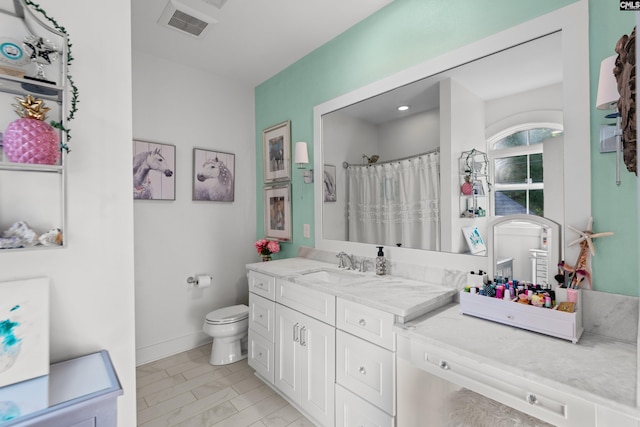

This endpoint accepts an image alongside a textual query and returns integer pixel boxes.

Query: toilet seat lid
[205,304,248,325]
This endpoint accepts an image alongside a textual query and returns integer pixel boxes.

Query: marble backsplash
[297,246,639,343]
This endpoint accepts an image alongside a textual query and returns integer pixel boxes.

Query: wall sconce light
[294,141,313,183]
[596,54,622,186]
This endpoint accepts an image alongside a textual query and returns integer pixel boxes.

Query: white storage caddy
[459,288,583,343]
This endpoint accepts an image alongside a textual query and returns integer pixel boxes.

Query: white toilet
[203,304,249,366]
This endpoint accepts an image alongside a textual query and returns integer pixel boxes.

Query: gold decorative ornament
[13,94,50,120]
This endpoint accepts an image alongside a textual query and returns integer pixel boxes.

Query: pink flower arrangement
[255,239,280,256]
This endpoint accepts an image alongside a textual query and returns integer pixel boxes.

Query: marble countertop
[247,258,457,322]
[395,304,639,415]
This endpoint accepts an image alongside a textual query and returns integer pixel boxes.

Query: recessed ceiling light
[397,105,409,111]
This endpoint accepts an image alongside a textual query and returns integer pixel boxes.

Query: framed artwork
[133,140,176,200]
[472,180,485,196]
[462,225,487,255]
[264,184,291,241]
[323,164,337,202]
[0,277,49,388]
[193,148,235,202]
[263,120,291,183]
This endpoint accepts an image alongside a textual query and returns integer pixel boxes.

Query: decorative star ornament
[22,35,59,82]
[566,217,614,256]
[23,35,58,65]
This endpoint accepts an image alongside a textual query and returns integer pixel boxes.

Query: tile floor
[136,345,314,427]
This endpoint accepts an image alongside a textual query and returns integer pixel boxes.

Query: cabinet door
[274,304,302,403]
[300,313,335,427]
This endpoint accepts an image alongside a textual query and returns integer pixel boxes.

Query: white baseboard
[136,332,212,366]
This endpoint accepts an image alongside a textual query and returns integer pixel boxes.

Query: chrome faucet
[358,258,372,273]
[337,252,355,270]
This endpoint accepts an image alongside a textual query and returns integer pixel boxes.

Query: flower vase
[261,254,272,262]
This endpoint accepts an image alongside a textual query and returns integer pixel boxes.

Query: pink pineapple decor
[461,175,474,195]
[3,94,60,165]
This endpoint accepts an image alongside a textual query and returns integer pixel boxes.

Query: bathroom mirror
[313,1,590,270]
[321,33,562,254]
[487,214,560,286]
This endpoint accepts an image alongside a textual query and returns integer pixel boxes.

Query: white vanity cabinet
[335,298,396,426]
[247,271,336,426]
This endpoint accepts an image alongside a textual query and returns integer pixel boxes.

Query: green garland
[24,0,78,153]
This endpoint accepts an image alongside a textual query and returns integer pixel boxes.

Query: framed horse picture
[264,184,291,241]
[132,140,176,200]
[262,120,291,183]
[192,148,235,202]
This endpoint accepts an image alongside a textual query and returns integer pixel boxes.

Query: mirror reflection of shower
[363,154,379,164]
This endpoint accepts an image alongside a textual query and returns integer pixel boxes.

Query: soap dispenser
[375,246,387,276]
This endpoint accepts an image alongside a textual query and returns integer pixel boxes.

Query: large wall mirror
[313,1,590,272]
[321,32,562,254]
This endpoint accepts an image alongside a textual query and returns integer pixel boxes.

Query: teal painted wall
[588,2,638,296]
[255,0,639,296]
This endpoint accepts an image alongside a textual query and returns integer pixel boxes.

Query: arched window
[488,124,562,217]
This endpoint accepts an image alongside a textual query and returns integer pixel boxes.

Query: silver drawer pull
[507,315,514,320]
[293,323,299,342]
[439,360,450,370]
[300,326,307,346]
[358,318,366,327]
[258,352,262,357]
[358,366,366,375]
[526,393,538,405]
[259,314,263,318]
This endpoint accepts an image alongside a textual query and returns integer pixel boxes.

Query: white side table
[1,350,122,426]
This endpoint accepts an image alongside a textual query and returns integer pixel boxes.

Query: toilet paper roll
[196,275,212,288]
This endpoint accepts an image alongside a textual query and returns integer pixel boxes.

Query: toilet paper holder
[186,275,211,287]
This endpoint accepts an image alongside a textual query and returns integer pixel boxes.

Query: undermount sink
[297,268,365,284]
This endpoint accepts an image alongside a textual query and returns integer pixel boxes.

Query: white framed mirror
[313,1,589,271]
[487,214,561,286]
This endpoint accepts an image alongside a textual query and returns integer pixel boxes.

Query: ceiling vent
[201,0,228,9]
[158,0,219,38]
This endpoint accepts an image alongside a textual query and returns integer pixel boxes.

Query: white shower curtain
[347,152,440,250]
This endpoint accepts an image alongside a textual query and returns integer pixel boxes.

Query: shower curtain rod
[342,147,440,168]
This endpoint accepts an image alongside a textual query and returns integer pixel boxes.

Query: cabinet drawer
[248,270,276,300]
[249,293,275,342]
[596,405,640,427]
[248,330,274,384]
[276,279,335,326]
[335,384,394,427]
[410,340,596,427]
[337,298,395,350]
[336,330,395,415]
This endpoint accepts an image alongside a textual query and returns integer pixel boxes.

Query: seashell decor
[0,221,62,249]
[38,228,63,246]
